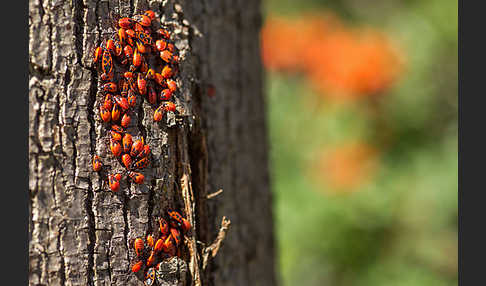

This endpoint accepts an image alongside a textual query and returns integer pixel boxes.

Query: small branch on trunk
[206,189,223,199]
[201,216,231,271]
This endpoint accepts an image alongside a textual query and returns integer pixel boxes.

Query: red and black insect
[132,14,152,27]
[147,84,157,104]
[154,238,164,253]
[137,73,147,95]
[134,237,145,257]
[159,89,172,101]
[131,157,149,170]
[130,139,144,157]
[108,174,120,192]
[92,155,102,172]
[131,260,143,273]
[110,139,122,157]
[122,154,132,169]
[127,90,137,107]
[122,133,133,153]
[168,210,185,229]
[100,106,111,122]
[118,17,134,29]
[102,82,117,93]
[121,113,131,128]
[144,267,156,286]
[101,49,114,81]
[136,144,151,159]
[111,104,121,121]
[136,30,154,46]
[110,130,123,141]
[170,228,181,246]
[128,171,144,184]
[146,234,154,248]
[144,10,155,20]
[114,94,129,110]
[159,218,169,236]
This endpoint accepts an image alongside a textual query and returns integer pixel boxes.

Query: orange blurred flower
[310,142,379,194]
[261,14,404,99]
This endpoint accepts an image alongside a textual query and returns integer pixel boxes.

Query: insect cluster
[130,210,192,285]
[91,9,181,190]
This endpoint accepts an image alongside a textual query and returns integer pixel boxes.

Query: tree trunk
[29,0,276,285]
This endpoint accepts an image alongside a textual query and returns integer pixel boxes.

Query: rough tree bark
[29,0,276,285]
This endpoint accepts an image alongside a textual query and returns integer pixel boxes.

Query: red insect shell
[167,43,175,53]
[124,45,133,60]
[122,133,133,153]
[106,39,115,54]
[168,211,184,228]
[128,171,144,184]
[101,50,113,77]
[122,154,132,169]
[110,130,122,141]
[114,95,129,110]
[133,49,142,67]
[93,46,102,64]
[136,41,146,54]
[133,14,151,27]
[146,69,155,80]
[144,10,155,20]
[92,155,102,172]
[170,228,181,246]
[121,113,131,128]
[130,140,143,157]
[118,28,127,44]
[166,79,177,92]
[146,251,156,267]
[126,28,135,39]
[113,39,123,57]
[160,50,173,63]
[111,104,121,122]
[148,85,157,104]
[103,94,113,110]
[134,22,144,32]
[132,157,149,169]
[157,28,171,39]
[155,39,167,52]
[163,102,176,112]
[108,174,120,192]
[140,59,148,73]
[127,90,137,107]
[137,144,151,159]
[161,65,173,79]
[159,89,172,101]
[146,234,154,248]
[110,139,122,157]
[137,73,147,95]
[131,260,143,273]
[163,235,176,256]
[112,124,124,133]
[153,105,164,122]
[114,173,122,181]
[119,17,133,29]
[102,82,117,93]
[99,106,111,122]
[181,218,192,233]
[154,238,164,253]
[154,73,165,86]
[134,238,145,257]
[159,218,169,235]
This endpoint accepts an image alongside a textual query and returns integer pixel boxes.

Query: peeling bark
[29,0,275,285]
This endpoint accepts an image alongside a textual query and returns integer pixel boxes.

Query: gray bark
[29,0,276,285]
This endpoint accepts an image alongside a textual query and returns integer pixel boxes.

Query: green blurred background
[261,0,457,285]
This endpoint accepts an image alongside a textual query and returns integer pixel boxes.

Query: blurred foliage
[262,0,457,286]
